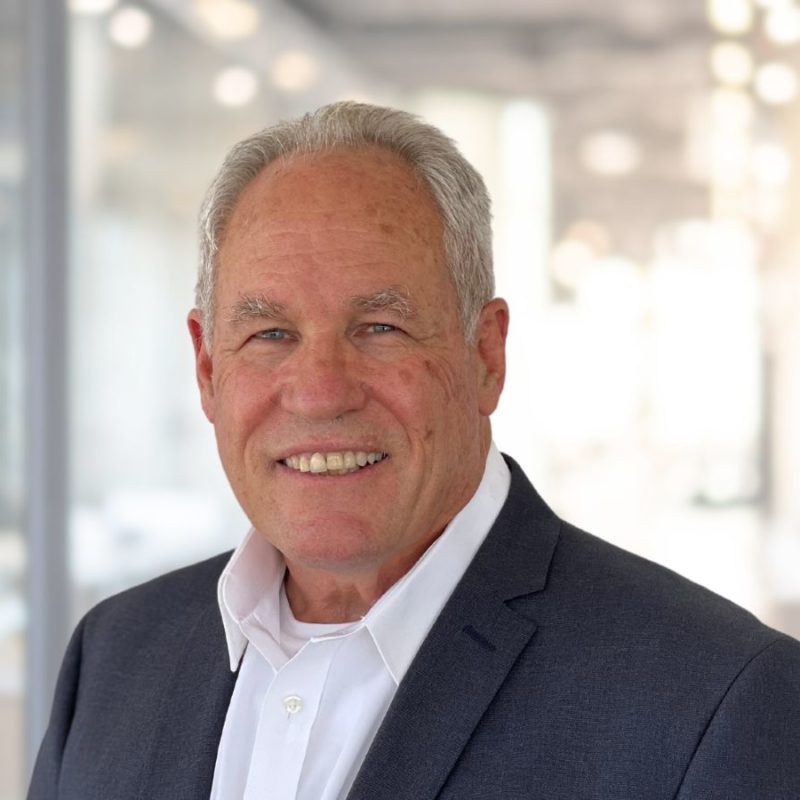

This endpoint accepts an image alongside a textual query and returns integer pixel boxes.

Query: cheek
[422,358,460,402]
[372,357,475,435]
[213,366,277,443]
[422,354,478,414]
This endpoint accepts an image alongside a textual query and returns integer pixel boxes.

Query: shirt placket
[243,638,339,800]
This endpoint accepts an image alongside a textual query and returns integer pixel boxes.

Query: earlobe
[187,309,216,423]
[476,298,509,416]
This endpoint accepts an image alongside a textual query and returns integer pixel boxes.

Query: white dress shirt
[210,444,510,800]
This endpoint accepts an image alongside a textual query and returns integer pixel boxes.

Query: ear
[187,308,216,423]
[475,298,509,416]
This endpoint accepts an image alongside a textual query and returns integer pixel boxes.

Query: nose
[280,336,368,422]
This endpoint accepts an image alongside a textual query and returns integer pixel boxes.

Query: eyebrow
[225,285,418,327]
[226,294,288,326]
[350,286,417,319]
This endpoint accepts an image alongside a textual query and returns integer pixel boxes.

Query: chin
[274,517,388,573]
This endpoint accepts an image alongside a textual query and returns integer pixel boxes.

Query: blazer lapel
[347,458,560,800]
[137,600,238,800]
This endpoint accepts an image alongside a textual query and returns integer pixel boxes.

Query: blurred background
[3,0,800,795]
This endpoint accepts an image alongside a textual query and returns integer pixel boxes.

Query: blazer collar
[347,456,560,800]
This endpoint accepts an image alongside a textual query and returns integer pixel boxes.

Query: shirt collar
[217,444,510,676]
[217,529,285,670]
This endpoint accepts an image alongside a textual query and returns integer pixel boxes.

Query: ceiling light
[755,61,799,104]
[580,130,641,176]
[751,142,792,186]
[270,50,319,93]
[213,67,259,108]
[764,4,800,44]
[707,0,755,35]
[711,88,755,127]
[109,6,152,48]
[710,41,754,86]
[69,0,118,13]
[711,135,750,188]
[195,0,260,40]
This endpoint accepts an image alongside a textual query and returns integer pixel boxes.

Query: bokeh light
[710,41,754,86]
[194,0,261,40]
[580,130,641,176]
[764,3,800,43]
[755,61,799,104]
[108,6,153,49]
[707,0,755,34]
[69,0,118,13]
[270,50,320,93]
[212,67,259,107]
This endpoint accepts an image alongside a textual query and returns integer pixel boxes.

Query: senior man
[30,102,800,799]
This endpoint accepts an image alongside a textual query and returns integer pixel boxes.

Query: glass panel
[0,0,26,795]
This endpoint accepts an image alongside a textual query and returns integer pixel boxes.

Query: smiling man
[30,103,800,800]
[189,144,506,624]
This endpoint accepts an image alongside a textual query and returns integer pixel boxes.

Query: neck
[283,542,433,623]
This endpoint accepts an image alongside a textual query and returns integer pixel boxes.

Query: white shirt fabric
[210,444,511,800]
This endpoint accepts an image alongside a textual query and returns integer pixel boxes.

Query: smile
[281,450,388,475]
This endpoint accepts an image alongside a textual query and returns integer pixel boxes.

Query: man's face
[189,147,507,581]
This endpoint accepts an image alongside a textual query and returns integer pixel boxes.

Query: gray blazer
[29,458,800,799]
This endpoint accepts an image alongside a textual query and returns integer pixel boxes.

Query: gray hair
[196,101,493,344]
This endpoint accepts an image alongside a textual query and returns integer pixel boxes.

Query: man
[30,102,800,799]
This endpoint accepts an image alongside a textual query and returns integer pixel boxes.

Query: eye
[253,329,288,340]
[367,323,397,334]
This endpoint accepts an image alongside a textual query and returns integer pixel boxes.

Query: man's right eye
[253,329,287,340]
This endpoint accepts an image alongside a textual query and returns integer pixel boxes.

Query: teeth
[282,450,387,475]
[326,452,344,471]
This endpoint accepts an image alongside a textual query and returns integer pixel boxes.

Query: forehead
[222,147,443,254]
[215,146,452,304]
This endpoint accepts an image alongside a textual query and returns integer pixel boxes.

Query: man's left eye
[368,323,396,334]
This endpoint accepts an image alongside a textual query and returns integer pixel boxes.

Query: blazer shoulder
[547,520,785,659]
[82,550,232,640]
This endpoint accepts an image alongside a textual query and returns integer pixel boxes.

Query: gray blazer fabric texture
[29,457,800,799]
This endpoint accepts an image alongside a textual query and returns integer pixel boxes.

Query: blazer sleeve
[675,635,800,800]
[27,617,86,800]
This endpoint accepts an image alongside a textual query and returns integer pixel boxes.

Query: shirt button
[283,694,304,715]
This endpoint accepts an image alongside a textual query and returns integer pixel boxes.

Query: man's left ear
[474,298,509,416]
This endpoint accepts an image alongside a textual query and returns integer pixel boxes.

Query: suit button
[283,694,304,715]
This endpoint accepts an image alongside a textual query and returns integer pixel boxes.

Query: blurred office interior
[2,0,800,795]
